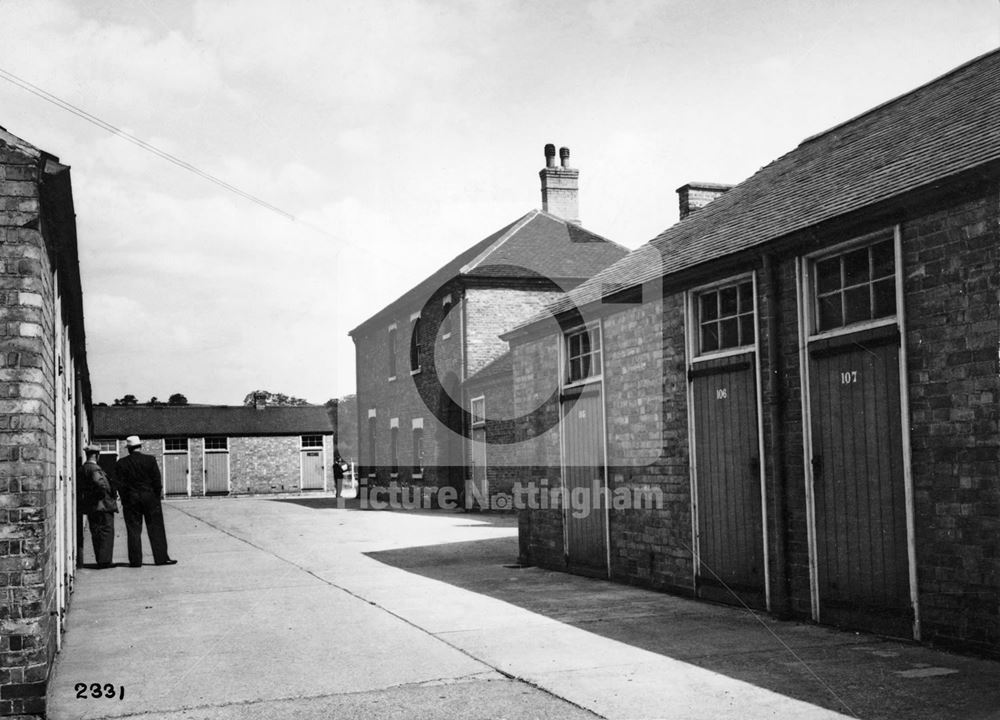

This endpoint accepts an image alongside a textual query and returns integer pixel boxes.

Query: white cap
[125,435,142,448]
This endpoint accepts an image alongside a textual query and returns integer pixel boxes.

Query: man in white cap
[81,442,117,568]
[112,435,177,567]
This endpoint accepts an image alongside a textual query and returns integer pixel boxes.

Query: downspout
[763,253,791,617]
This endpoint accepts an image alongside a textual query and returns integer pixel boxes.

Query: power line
[0,65,411,270]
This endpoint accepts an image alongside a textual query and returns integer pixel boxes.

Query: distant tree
[114,394,138,406]
[168,393,189,405]
[242,390,310,407]
[146,396,161,406]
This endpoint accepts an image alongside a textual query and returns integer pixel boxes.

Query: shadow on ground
[269,496,518,528]
[366,535,1000,720]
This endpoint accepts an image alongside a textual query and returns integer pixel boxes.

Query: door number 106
[840,370,859,385]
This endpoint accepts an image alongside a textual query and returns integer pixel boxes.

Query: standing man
[81,443,117,568]
[113,435,177,567]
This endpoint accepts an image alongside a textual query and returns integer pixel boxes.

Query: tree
[242,390,310,407]
[113,394,138,406]
[146,396,161,406]
[168,393,188,405]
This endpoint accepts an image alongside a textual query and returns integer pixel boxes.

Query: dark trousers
[122,492,170,565]
[87,511,116,566]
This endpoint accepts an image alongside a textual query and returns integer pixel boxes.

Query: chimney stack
[676,182,733,220]
[253,391,268,410]
[539,143,580,225]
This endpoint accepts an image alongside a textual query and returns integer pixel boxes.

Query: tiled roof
[350,210,628,334]
[534,49,1000,321]
[93,405,334,438]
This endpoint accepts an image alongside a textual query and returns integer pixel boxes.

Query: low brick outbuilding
[0,128,93,717]
[506,50,1000,656]
[93,403,335,496]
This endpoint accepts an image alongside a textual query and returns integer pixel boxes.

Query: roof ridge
[799,46,1000,146]
[460,209,538,274]
[535,209,631,251]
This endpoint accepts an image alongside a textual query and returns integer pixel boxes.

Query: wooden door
[562,384,607,576]
[301,450,325,490]
[691,353,765,608]
[809,328,910,636]
[204,451,230,494]
[163,453,189,496]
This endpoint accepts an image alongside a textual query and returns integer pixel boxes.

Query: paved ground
[48,497,1000,719]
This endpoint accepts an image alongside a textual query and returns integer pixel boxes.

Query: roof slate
[535,49,1000,321]
[350,210,628,334]
[93,405,334,438]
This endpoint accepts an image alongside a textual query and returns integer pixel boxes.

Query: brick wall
[464,288,560,376]
[1,136,89,717]
[352,283,464,490]
[230,435,307,494]
[902,190,999,653]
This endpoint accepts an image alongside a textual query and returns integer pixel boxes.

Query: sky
[0,0,996,406]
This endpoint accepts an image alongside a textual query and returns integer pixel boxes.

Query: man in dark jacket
[113,435,177,567]
[82,443,117,568]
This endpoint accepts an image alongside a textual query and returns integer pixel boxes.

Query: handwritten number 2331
[75,683,124,700]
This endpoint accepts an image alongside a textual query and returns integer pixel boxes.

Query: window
[410,317,422,372]
[301,435,323,448]
[813,237,896,332]
[412,427,424,476]
[204,437,228,451]
[471,396,486,427]
[97,439,117,453]
[441,296,454,337]
[387,325,398,379]
[390,427,399,476]
[566,325,602,383]
[697,279,755,353]
[367,415,377,477]
[164,438,188,452]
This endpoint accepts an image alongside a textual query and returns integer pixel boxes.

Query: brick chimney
[253,391,268,410]
[676,182,733,220]
[539,144,580,225]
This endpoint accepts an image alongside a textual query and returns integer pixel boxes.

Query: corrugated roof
[93,405,334,438]
[350,210,628,334]
[533,48,1000,321]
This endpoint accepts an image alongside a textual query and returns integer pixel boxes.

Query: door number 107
[840,370,859,385]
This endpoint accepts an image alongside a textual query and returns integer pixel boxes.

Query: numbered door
[809,328,910,637]
[301,450,325,490]
[691,354,766,608]
[163,453,189,496]
[204,451,230,494]
[562,384,608,577]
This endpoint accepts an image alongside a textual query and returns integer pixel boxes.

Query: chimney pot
[559,146,570,168]
[253,391,268,410]
[544,143,556,168]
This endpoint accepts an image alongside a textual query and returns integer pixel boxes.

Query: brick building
[349,145,628,508]
[507,51,1000,655]
[93,399,335,496]
[0,128,93,717]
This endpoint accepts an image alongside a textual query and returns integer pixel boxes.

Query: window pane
[719,286,738,316]
[569,358,582,382]
[872,240,894,279]
[873,277,896,318]
[700,292,718,321]
[843,285,870,325]
[843,247,870,287]
[701,322,719,352]
[738,282,753,312]
[739,313,755,345]
[590,329,601,351]
[580,354,591,379]
[816,257,841,294]
[720,317,739,348]
[818,294,842,330]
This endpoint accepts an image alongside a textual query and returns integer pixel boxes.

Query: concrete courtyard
[48,497,1000,719]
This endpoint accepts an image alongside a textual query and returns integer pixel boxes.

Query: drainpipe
[763,253,791,617]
